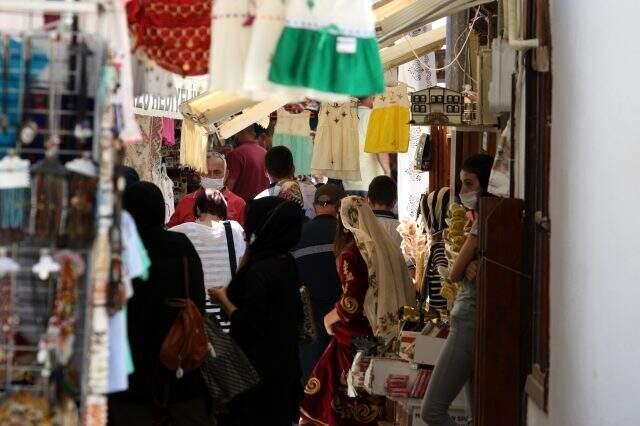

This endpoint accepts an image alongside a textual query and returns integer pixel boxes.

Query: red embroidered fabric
[127,0,211,76]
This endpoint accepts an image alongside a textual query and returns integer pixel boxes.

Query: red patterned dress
[300,242,384,425]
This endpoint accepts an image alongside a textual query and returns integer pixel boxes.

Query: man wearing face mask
[167,152,246,227]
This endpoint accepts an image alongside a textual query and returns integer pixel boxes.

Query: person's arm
[333,250,368,327]
[166,198,190,229]
[210,287,238,316]
[235,198,246,226]
[449,234,478,283]
[377,153,391,176]
[211,268,269,339]
[225,151,242,193]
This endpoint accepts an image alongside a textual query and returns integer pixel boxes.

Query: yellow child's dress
[364,83,410,153]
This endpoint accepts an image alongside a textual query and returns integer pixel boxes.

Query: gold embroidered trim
[304,377,321,395]
[340,296,358,314]
[299,407,330,426]
[342,259,354,283]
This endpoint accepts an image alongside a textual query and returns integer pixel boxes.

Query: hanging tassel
[0,187,30,230]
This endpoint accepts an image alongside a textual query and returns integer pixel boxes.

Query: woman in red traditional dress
[300,196,415,425]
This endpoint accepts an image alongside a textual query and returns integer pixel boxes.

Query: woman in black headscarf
[109,182,210,426]
[210,196,304,426]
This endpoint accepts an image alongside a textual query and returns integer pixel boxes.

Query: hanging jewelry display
[37,251,84,377]
[0,150,31,239]
[65,153,98,245]
[0,247,19,390]
[29,144,68,240]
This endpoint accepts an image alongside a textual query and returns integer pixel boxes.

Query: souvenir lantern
[410,87,465,126]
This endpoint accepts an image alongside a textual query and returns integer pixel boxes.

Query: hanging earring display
[0,150,31,237]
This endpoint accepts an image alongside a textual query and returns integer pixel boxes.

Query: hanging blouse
[273,109,313,175]
[268,0,384,101]
[98,0,143,144]
[311,101,361,181]
[364,84,411,153]
[241,0,287,99]
[127,0,211,76]
[161,117,175,146]
[208,0,252,92]
[123,116,163,183]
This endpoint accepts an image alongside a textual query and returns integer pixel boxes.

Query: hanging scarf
[340,196,415,339]
[30,156,68,240]
[66,172,98,245]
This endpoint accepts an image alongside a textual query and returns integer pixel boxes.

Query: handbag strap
[223,221,237,277]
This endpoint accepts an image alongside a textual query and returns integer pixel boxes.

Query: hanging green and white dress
[268,0,384,101]
[273,108,313,175]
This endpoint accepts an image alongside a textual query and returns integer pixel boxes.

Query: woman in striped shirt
[420,187,451,311]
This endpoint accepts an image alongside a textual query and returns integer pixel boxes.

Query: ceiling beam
[377,0,495,43]
[380,25,446,70]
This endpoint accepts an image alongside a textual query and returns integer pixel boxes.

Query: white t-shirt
[169,220,246,289]
[255,181,317,219]
[374,213,403,248]
[344,106,385,192]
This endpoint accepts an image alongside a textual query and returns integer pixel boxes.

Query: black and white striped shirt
[423,242,448,310]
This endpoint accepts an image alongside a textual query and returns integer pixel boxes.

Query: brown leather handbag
[160,257,208,378]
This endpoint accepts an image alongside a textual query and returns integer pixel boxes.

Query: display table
[363,357,470,426]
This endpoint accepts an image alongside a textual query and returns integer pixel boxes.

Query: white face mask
[200,177,224,190]
[459,191,479,211]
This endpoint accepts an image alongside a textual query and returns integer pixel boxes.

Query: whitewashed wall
[530,1,640,425]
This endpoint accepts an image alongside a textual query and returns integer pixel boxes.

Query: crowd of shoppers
[111,121,489,426]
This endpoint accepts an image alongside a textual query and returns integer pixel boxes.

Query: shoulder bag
[159,257,208,378]
[199,222,260,407]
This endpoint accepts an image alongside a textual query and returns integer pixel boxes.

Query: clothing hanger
[65,151,98,177]
[32,248,60,280]
[0,246,19,275]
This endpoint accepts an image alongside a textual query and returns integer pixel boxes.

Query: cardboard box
[413,334,447,366]
[365,358,420,396]
[412,409,471,426]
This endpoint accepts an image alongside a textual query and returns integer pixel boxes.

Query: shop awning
[180,91,285,138]
[380,25,446,70]
[180,91,256,131]
[376,0,494,44]
[218,99,287,139]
